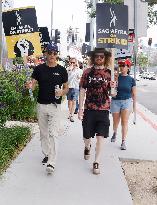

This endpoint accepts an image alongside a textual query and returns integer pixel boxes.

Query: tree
[147,4,157,28]
[85,0,157,27]
[137,53,148,69]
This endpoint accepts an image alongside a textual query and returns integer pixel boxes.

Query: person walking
[110,59,136,150]
[74,61,84,114]
[67,57,82,122]
[26,43,68,173]
[78,48,116,175]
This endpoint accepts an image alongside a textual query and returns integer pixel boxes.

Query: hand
[55,88,63,97]
[110,80,117,88]
[78,109,84,120]
[25,81,32,89]
[68,65,73,71]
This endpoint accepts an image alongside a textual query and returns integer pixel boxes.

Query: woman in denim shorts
[110,59,136,150]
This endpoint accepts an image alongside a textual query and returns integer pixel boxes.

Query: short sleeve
[62,67,68,83]
[132,77,136,87]
[79,69,90,89]
[31,66,39,81]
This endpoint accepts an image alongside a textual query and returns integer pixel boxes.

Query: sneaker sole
[93,169,100,175]
[84,155,90,160]
[120,148,126,150]
[46,167,54,174]
[111,138,116,142]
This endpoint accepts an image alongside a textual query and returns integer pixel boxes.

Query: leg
[82,110,93,160]
[70,89,79,120]
[83,138,91,160]
[68,100,73,116]
[84,138,91,149]
[47,104,61,169]
[37,104,50,157]
[69,100,76,122]
[67,89,73,117]
[92,135,104,175]
[110,100,120,141]
[112,112,120,134]
[121,109,131,141]
[111,112,120,142]
[74,99,79,114]
[71,100,76,116]
[75,87,80,114]
[93,111,109,174]
[120,109,131,150]
[95,135,104,163]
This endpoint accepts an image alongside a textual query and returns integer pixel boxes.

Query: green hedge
[0,69,38,127]
[0,126,31,174]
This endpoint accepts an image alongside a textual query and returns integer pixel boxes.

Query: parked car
[130,72,140,81]
[147,72,156,80]
[141,72,149,79]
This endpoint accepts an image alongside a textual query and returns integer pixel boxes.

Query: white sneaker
[93,162,100,175]
[70,116,74,122]
[120,141,126,150]
[46,164,55,174]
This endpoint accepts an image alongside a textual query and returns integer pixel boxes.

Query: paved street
[137,78,157,114]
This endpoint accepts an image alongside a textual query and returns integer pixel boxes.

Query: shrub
[0,126,31,174]
[0,69,38,127]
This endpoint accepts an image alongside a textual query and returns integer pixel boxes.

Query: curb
[136,102,157,132]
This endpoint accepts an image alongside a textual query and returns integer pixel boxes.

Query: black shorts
[82,109,110,139]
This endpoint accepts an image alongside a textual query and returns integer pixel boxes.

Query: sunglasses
[70,62,76,64]
[47,51,58,55]
[94,54,105,59]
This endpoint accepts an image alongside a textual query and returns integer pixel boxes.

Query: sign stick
[111,48,115,95]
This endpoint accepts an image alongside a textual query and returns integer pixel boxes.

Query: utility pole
[89,0,94,51]
[50,0,53,41]
[133,0,138,124]
[134,0,138,81]
[89,0,98,51]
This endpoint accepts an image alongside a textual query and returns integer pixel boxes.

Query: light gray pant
[37,103,61,167]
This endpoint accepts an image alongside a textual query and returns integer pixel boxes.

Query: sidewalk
[0,102,157,205]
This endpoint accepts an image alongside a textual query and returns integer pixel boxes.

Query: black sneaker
[42,156,48,164]
[111,132,116,142]
[46,164,55,174]
[84,145,91,160]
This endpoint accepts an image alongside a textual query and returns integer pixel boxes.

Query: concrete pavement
[0,101,157,205]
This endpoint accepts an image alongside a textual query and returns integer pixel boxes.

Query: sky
[11,0,157,50]
[13,0,87,39]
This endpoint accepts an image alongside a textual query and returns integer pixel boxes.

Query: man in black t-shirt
[26,43,68,174]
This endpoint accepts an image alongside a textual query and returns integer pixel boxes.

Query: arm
[109,80,117,97]
[78,87,86,120]
[106,69,117,97]
[62,82,69,96]
[31,79,37,91]
[131,86,136,113]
